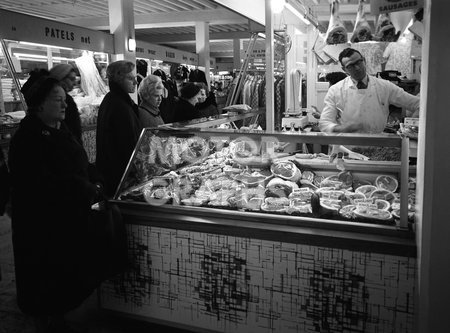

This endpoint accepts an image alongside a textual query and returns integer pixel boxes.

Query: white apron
[340,81,388,134]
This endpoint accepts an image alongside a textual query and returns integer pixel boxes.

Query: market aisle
[0,215,195,333]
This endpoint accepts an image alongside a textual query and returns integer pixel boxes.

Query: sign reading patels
[370,0,423,15]
[0,9,114,53]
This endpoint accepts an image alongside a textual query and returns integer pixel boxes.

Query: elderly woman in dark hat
[137,74,165,128]
[9,76,103,332]
[172,82,202,123]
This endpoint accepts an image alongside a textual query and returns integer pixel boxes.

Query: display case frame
[114,128,413,238]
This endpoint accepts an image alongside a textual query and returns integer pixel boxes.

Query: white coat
[319,76,420,133]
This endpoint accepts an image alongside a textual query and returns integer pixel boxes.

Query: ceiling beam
[137,30,252,43]
[62,8,247,30]
[211,51,234,57]
[315,3,374,21]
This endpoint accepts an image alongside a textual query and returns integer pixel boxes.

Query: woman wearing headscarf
[137,74,165,128]
[49,64,82,145]
[172,82,202,123]
[96,60,142,197]
[8,77,103,332]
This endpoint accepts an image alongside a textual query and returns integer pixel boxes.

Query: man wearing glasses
[319,48,420,133]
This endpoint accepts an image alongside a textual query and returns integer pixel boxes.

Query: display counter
[99,128,416,333]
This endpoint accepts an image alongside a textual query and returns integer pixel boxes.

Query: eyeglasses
[344,58,364,71]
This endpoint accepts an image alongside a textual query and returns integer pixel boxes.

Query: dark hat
[180,83,201,100]
[23,77,61,109]
[49,64,74,81]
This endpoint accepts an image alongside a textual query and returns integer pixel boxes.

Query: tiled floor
[0,215,196,333]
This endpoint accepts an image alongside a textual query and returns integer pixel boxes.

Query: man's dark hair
[338,48,363,66]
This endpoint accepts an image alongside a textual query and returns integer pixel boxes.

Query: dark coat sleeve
[0,149,10,216]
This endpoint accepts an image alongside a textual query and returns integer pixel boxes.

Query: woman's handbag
[90,200,128,281]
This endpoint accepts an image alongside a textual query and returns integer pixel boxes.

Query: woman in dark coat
[172,82,202,123]
[96,60,142,197]
[22,67,82,145]
[8,77,102,332]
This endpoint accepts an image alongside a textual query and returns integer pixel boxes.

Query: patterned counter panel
[81,127,96,163]
[100,225,416,333]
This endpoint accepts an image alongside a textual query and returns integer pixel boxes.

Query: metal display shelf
[161,109,265,130]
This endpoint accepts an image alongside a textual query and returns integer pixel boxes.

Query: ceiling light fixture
[128,38,136,52]
[271,0,286,14]
[14,53,48,59]
[19,41,73,50]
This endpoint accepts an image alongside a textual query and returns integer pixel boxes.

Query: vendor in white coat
[319,48,420,133]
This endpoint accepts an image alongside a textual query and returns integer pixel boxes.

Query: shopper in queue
[194,82,219,118]
[21,67,82,144]
[96,60,142,197]
[319,47,420,133]
[172,82,202,123]
[137,74,165,128]
[49,64,83,145]
[8,77,104,333]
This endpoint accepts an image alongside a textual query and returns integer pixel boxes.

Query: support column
[285,24,296,113]
[418,1,450,332]
[265,0,275,132]
[108,0,136,63]
[195,22,210,86]
[306,24,316,110]
[233,38,241,71]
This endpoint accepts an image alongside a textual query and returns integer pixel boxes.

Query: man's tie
[357,81,367,89]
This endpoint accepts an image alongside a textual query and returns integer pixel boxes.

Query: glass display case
[115,128,415,231]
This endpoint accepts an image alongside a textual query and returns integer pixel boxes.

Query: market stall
[0,8,114,162]
[90,1,424,332]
